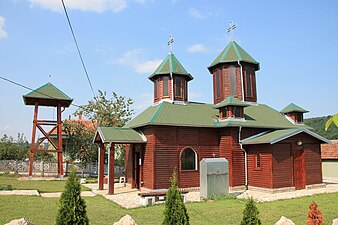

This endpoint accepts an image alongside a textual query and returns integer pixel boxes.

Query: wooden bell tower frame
[23,82,73,178]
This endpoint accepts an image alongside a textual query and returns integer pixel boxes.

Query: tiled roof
[23,82,73,107]
[281,103,309,113]
[208,41,259,71]
[94,127,147,144]
[214,96,249,109]
[125,101,311,130]
[241,128,330,145]
[321,140,338,159]
[148,52,193,81]
[50,116,97,138]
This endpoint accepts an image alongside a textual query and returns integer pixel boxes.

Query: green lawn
[0,193,337,224]
[1,174,338,224]
[0,174,90,193]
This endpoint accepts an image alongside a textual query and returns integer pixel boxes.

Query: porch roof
[93,127,147,144]
[240,128,331,145]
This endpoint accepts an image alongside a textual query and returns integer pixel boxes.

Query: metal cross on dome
[227,20,237,41]
[168,35,174,53]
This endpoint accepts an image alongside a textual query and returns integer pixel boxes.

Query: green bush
[55,168,89,225]
[162,170,190,225]
[241,198,261,225]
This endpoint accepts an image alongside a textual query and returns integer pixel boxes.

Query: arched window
[181,148,197,170]
[229,66,236,96]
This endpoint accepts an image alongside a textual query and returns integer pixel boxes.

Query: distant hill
[304,116,338,140]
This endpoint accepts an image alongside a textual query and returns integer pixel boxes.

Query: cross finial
[226,20,237,41]
[168,35,174,53]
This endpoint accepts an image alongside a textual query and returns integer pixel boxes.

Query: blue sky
[0,0,338,140]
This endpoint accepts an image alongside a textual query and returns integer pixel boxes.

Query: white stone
[332,218,338,225]
[5,218,35,225]
[113,215,137,225]
[80,178,86,184]
[274,216,295,225]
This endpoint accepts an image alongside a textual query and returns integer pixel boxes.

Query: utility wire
[61,0,96,99]
[0,75,82,109]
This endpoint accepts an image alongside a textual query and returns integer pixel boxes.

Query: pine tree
[55,168,89,225]
[306,201,324,225]
[162,170,190,225]
[241,197,262,225]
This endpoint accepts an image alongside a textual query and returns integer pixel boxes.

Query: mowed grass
[1,192,338,224]
[0,173,90,193]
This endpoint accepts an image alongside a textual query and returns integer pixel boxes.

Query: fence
[0,160,125,177]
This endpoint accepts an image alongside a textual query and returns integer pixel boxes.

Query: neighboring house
[321,140,338,178]
[94,40,330,193]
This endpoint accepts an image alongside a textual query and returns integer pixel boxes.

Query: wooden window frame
[180,148,198,171]
[254,153,261,170]
[154,78,159,99]
[229,65,236,96]
[215,69,221,99]
[245,67,252,97]
[162,76,169,97]
[175,76,183,98]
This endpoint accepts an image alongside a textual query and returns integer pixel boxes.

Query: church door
[293,149,305,190]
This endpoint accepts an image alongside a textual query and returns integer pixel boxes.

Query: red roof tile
[321,140,338,159]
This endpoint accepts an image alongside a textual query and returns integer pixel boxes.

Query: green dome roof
[208,41,259,72]
[281,103,309,113]
[148,52,193,81]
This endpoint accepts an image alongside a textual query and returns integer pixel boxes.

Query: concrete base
[248,186,295,194]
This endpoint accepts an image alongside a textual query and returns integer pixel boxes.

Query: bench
[138,191,188,206]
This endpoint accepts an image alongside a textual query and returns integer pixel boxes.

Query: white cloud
[0,16,8,39]
[28,0,128,13]
[188,8,205,18]
[187,44,208,53]
[134,0,153,4]
[133,93,153,112]
[114,49,161,74]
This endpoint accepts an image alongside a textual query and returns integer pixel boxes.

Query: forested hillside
[304,116,338,140]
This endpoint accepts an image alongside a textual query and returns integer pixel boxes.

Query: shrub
[162,170,190,225]
[55,168,89,225]
[306,201,324,225]
[241,197,262,225]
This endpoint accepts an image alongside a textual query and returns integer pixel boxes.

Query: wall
[322,160,338,178]
[272,144,293,188]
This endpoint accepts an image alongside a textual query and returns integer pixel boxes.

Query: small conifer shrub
[241,197,262,225]
[55,168,89,225]
[162,170,190,225]
[306,201,324,225]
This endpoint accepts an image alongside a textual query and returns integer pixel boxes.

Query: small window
[255,154,261,169]
[295,113,303,123]
[221,107,227,118]
[229,66,236,96]
[181,148,197,170]
[154,78,159,98]
[215,69,221,98]
[175,76,182,97]
[163,76,169,96]
[234,107,241,118]
[245,67,252,97]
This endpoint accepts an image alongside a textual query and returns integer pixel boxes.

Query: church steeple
[208,23,260,104]
[149,38,193,104]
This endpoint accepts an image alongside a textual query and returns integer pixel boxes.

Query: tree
[306,201,324,225]
[162,170,190,225]
[325,114,338,131]
[63,120,97,164]
[0,133,29,160]
[55,168,89,225]
[241,198,262,225]
[74,90,134,127]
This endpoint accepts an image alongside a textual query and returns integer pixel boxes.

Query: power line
[0,75,82,109]
[61,0,96,99]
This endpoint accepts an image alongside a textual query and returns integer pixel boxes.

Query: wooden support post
[98,143,105,190]
[139,145,143,191]
[29,103,39,178]
[57,104,63,177]
[108,144,115,195]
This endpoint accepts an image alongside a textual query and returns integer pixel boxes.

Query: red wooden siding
[272,144,293,188]
[304,144,322,185]
[247,144,272,188]
[229,128,245,187]
[219,129,232,186]
[125,144,133,185]
[141,127,155,189]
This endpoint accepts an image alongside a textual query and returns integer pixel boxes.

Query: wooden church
[94,35,330,194]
